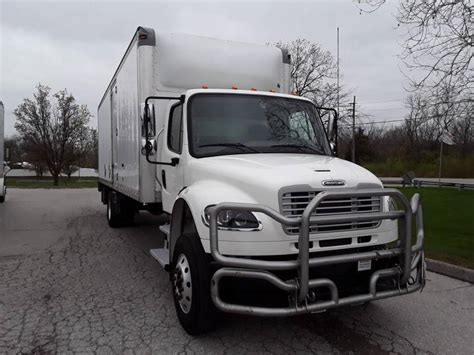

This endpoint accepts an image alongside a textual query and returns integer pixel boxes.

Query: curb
[426,258,474,283]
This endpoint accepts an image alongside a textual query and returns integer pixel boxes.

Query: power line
[352,96,356,163]
[356,98,405,105]
[339,118,405,127]
[364,107,406,111]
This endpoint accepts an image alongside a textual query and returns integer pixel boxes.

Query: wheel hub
[172,254,192,314]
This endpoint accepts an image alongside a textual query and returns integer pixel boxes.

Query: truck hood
[187,154,382,198]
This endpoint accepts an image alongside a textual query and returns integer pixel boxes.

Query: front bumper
[208,188,425,316]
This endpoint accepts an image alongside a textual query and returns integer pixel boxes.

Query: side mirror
[327,115,335,140]
[315,106,338,157]
[140,103,156,138]
[141,138,157,156]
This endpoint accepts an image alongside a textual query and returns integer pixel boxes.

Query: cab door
[160,102,185,213]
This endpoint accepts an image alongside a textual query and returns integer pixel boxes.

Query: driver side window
[168,104,183,154]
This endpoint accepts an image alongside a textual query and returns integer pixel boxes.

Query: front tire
[172,233,216,335]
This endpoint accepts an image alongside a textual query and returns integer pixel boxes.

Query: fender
[169,180,258,258]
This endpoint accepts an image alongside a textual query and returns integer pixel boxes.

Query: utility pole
[352,96,356,163]
[336,28,340,119]
[438,140,443,187]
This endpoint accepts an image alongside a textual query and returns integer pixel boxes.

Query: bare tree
[397,0,472,92]
[355,0,473,95]
[451,112,474,156]
[14,84,92,185]
[403,76,473,157]
[21,137,48,178]
[275,39,357,127]
[83,128,98,169]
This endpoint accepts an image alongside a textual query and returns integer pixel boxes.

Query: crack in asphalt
[0,198,469,354]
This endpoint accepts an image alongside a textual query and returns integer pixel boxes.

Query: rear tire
[172,233,217,335]
[0,186,5,203]
[107,191,135,228]
[107,192,121,228]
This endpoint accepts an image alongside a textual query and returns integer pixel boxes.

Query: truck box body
[98,27,291,203]
[0,101,5,201]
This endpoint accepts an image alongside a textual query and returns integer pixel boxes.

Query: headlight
[203,206,262,231]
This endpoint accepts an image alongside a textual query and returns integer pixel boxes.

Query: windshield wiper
[198,142,260,153]
[270,143,324,155]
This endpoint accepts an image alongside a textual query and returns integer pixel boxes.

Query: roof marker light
[201,84,208,89]
[232,85,238,90]
[250,87,257,91]
[270,89,276,93]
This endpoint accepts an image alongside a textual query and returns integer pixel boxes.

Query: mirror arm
[143,95,185,166]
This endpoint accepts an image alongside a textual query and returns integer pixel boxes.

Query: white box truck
[98,27,425,334]
[0,101,6,202]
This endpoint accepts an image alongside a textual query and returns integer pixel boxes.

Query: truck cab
[98,27,425,335]
[151,88,396,256]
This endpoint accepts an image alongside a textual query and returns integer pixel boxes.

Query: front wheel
[172,233,217,335]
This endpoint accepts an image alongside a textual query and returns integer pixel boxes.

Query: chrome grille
[281,191,382,234]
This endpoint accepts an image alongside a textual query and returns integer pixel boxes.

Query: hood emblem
[322,179,346,187]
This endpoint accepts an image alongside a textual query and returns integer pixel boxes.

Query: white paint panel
[154,33,285,93]
[138,45,161,202]
[98,93,112,182]
[115,44,140,197]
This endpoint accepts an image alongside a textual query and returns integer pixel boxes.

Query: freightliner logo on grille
[322,180,346,186]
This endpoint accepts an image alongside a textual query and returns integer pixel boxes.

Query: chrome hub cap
[172,254,192,314]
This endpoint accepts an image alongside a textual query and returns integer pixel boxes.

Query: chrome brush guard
[208,188,425,316]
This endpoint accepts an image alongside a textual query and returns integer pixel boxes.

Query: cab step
[159,223,170,236]
[159,224,170,249]
[150,248,170,271]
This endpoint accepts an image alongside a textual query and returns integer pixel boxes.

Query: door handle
[161,169,167,189]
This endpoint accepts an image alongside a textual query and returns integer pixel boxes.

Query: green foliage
[6,177,97,189]
[399,187,474,269]
[363,153,474,178]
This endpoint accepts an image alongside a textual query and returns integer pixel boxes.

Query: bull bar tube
[209,188,425,316]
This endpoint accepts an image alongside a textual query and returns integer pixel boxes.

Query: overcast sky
[0,0,410,137]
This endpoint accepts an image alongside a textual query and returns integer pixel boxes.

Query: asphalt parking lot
[1,189,473,354]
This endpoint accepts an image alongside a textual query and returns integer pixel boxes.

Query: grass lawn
[6,177,97,189]
[399,187,474,269]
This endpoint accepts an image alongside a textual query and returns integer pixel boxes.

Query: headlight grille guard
[208,188,425,316]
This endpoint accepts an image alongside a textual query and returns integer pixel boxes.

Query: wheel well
[170,199,198,261]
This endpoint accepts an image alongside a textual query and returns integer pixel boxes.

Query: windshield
[188,94,331,158]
